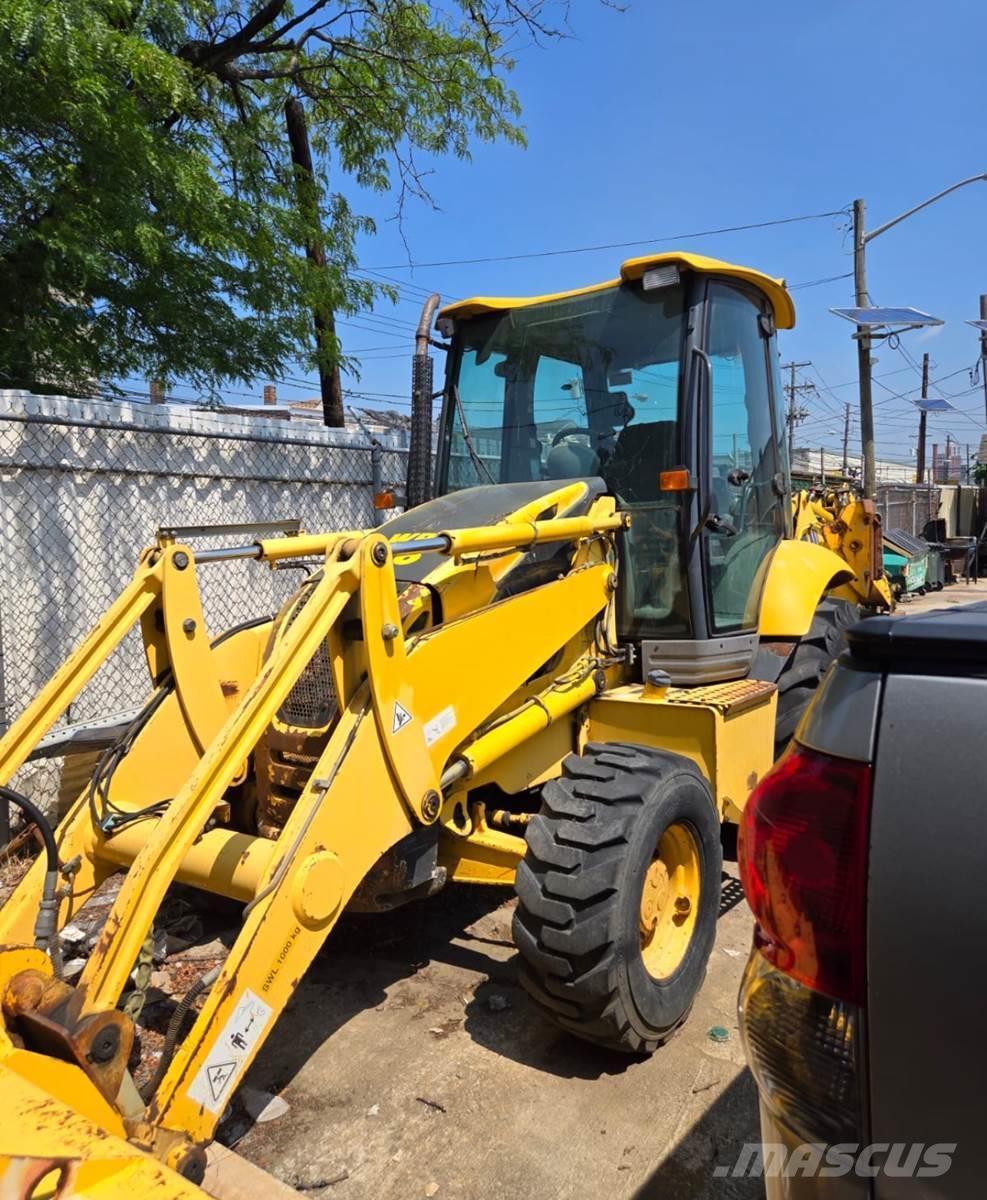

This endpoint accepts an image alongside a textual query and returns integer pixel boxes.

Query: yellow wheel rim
[639,822,702,980]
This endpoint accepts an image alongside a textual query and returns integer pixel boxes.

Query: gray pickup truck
[737,602,985,1198]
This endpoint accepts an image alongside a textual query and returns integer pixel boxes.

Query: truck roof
[847,602,987,672]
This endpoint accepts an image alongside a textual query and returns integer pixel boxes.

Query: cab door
[702,282,789,633]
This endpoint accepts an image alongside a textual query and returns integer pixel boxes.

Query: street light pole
[915,352,929,484]
[852,173,987,499]
[980,294,987,426]
[852,199,876,499]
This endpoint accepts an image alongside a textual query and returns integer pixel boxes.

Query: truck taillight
[739,745,872,1005]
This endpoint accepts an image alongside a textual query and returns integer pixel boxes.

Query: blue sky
[264,2,987,464]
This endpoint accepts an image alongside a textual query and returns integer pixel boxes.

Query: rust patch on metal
[762,641,796,659]
[4,965,136,1104]
[89,911,121,962]
[396,582,430,621]
[220,680,239,697]
[3,969,48,1018]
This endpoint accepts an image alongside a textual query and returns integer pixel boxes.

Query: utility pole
[841,402,851,473]
[782,360,813,465]
[945,433,953,483]
[852,198,877,500]
[916,352,929,483]
[850,176,987,498]
[980,294,987,425]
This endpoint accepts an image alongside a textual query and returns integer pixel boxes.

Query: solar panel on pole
[831,306,945,330]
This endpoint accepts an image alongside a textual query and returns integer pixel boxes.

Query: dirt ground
[230,858,759,1200]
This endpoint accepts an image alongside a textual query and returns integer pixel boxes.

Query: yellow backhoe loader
[0,251,888,1196]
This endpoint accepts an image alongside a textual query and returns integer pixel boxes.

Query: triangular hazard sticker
[392,701,413,733]
[207,1062,237,1103]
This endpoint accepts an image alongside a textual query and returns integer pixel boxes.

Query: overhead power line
[871,365,974,407]
[788,272,854,291]
[360,208,849,270]
[802,363,848,420]
[356,268,461,304]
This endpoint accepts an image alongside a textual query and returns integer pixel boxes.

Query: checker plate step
[663,679,776,716]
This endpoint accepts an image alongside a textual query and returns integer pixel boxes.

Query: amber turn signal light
[373,490,396,510]
[659,469,692,491]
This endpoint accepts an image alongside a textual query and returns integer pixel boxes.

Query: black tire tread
[512,742,713,1054]
[774,599,858,747]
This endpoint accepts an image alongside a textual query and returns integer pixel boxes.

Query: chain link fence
[874,483,940,539]
[0,391,410,734]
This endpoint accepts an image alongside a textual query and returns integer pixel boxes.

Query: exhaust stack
[407,293,441,509]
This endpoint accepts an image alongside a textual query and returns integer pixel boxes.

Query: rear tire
[512,743,721,1054]
[774,599,858,752]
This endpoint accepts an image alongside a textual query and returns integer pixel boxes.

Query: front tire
[512,743,721,1054]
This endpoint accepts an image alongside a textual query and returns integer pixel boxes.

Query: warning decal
[206,1062,237,1103]
[392,701,413,733]
[187,989,273,1115]
[424,705,457,747]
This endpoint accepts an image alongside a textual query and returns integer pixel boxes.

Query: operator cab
[433,253,795,681]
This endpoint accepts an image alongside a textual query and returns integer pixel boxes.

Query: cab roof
[438,251,796,330]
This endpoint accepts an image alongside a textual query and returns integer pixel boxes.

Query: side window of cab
[705,283,786,633]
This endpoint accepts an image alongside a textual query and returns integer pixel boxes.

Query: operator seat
[544,440,600,479]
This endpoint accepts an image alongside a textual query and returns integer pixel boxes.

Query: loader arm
[0,500,625,1192]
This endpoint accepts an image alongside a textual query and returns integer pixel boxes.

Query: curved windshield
[438,281,692,637]
[440,282,686,493]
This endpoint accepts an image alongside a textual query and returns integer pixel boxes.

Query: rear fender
[758,540,854,638]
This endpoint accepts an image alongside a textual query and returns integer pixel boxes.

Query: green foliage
[972,460,987,486]
[0,0,568,394]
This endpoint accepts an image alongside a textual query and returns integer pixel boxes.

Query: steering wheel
[551,423,595,447]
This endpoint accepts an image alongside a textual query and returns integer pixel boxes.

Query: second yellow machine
[0,252,886,1193]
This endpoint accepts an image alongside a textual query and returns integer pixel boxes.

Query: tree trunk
[284,97,344,428]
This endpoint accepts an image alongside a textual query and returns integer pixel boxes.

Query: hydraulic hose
[0,785,62,973]
[1,785,58,873]
[140,964,221,1102]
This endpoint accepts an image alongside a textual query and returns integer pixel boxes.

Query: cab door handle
[705,512,738,537]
